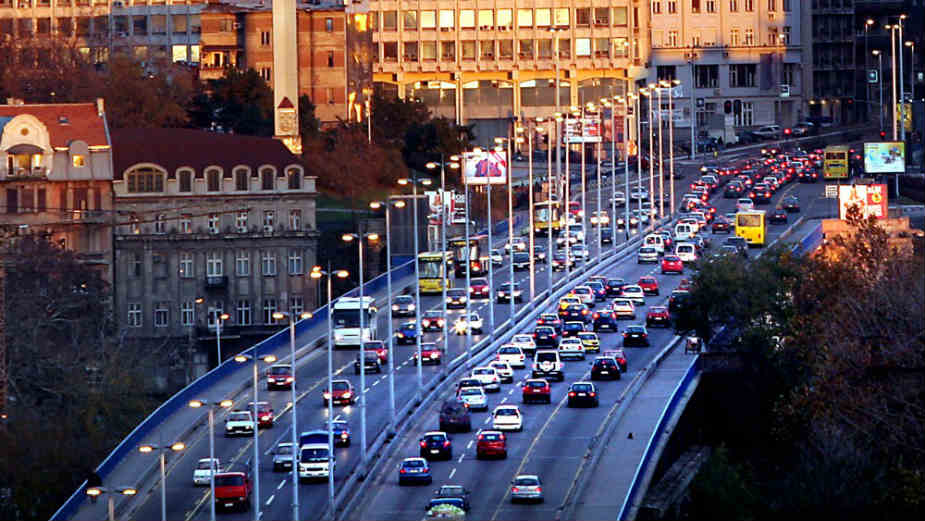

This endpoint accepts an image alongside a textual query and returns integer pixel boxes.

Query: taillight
[522,386,529,392]
[443,440,451,448]
[568,391,576,397]
[400,468,407,474]
[420,441,427,448]
[512,487,520,493]
[590,392,597,397]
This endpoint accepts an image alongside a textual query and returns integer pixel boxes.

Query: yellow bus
[418,252,453,294]
[823,145,849,180]
[735,210,766,246]
[533,200,563,235]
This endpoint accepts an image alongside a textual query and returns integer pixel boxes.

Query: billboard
[864,142,905,174]
[462,149,507,185]
[838,184,888,220]
[564,117,603,143]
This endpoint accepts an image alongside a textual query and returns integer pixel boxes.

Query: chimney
[96,98,105,116]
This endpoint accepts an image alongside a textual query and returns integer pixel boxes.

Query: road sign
[867,69,879,84]
[824,185,839,199]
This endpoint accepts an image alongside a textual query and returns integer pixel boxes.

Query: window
[657,65,677,81]
[419,10,435,29]
[236,299,252,326]
[236,250,250,276]
[730,0,738,10]
[288,249,303,275]
[290,296,304,316]
[423,41,437,60]
[652,1,662,14]
[538,39,552,58]
[327,50,335,67]
[403,11,417,30]
[692,0,700,12]
[667,30,679,47]
[234,168,248,191]
[462,41,475,60]
[179,215,192,234]
[260,31,270,46]
[261,167,274,190]
[576,38,591,57]
[403,42,417,60]
[439,10,454,30]
[478,9,492,29]
[263,210,275,230]
[235,210,248,232]
[517,8,532,28]
[729,64,757,87]
[767,0,775,10]
[519,39,534,59]
[480,40,494,59]
[383,10,397,31]
[744,28,754,45]
[783,26,791,45]
[783,0,791,11]
[730,29,739,46]
[206,168,220,191]
[499,40,513,59]
[181,301,194,327]
[692,33,701,47]
[594,8,609,25]
[154,302,169,328]
[613,7,627,26]
[155,214,166,234]
[576,8,591,26]
[72,155,85,167]
[206,251,223,277]
[261,251,277,276]
[325,17,333,32]
[614,38,629,56]
[131,252,143,277]
[554,8,569,26]
[126,167,165,193]
[768,27,778,46]
[441,41,455,60]
[595,38,611,57]
[179,169,192,192]
[262,298,278,324]
[208,213,220,234]
[179,252,194,278]
[289,209,302,230]
[535,8,550,27]
[707,0,716,12]
[128,303,142,327]
[130,216,140,235]
[783,63,795,86]
[668,0,677,13]
[558,38,570,58]
[745,0,754,11]
[695,65,719,88]
[207,302,225,327]
[498,9,513,28]
[735,101,754,126]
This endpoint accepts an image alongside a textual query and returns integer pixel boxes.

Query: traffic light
[724,100,732,114]
[880,130,887,140]
[784,128,792,137]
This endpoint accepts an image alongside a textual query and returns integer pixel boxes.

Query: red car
[661,255,684,274]
[469,278,491,299]
[637,276,660,296]
[364,341,389,364]
[536,313,563,332]
[646,306,671,328]
[323,379,356,405]
[413,343,443,365]
[602,349,628,372]
[214,472,252,512]
[265,364,293,390]
[248,401,274,428]
[476,430,508,459]
[678,278,692,291]
[522,378,552,404]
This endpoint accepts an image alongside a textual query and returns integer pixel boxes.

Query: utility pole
[0,255,7,416]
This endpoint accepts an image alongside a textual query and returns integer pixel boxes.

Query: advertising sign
[463,149,507,185]
[565,118,603,143]
[838,184,888,220]
[863,142,905,174]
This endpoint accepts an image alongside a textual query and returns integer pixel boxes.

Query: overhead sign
[462,149,507,185]
[838,184,888,220]
[864,142,905,174]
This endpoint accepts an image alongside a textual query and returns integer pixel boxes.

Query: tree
[299,94,321,140]
[195,68,275,136]
[0,38,101,104]
[98,55,193,129]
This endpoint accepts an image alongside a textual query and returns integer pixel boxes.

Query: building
[0,99,115,282]
[110,127,319,367]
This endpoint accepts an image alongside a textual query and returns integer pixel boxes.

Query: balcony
[205,275,228,289]
[5,167,48,179]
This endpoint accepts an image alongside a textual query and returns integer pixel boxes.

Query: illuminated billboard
[838,184,888,220]
[564,118,603,143]
[864,142,905,174]
[462,149,507,185]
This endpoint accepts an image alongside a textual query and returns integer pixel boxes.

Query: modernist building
[110,127,319,363]
[0,99,115,282]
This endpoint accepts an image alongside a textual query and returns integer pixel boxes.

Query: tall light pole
[525,122,537,300]
[550,27,564,187]
[663,79,680,217]
[271,309,311,521]
[425,156,460,373]
[213,310,230,367]
[85,486,138,521]
[874,50,884,131]
[655,84,665,220]
[688,53,697,160]
[233,352,278,521]
[589,102,603,255]
[463,162,473,368]
[188,398,233,521]
[887,23,899,140]
[494,135,516,321]
[898,15,907,144]
[138,441,185,521]
[548,116,559,292]
[645,85,656,232]
[907,40,916,111]
[866,19,875,122]
[397,175,431,401]
[635,90,644,222]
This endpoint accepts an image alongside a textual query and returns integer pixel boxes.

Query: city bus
[735,210,766,246]
[533,200,563,235]
[823,145,849,180]
[417,252,453,294]
[448,235,487,277]
[332,296,377,348]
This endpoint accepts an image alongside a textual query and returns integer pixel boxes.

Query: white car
[613,191,627,207]
[676,242,698,262]
[458,386,488,410]
[631,209,651,225]
[492,405,523,432]
[511,334,537,356]
[612,298,636,319]
[224,410,255,436]
[637,246,659,264]
[736,198,755,212]
[453,312,483,335]
[497,345,527,368]
[193,458,222,485]
[471,366,502,392]
[567,225,585,243]
[620,285,646,305]
[496,282,524,303]
[556,231,583,246]
[511,474,544,503]
[558,338,585,360]
[590,211,610,226]
[490,249,504,266]
[489,361,515,383]
[570,286,595,307]
[630,188,649,201]
[570,245,589,261]
[505,238,527,253]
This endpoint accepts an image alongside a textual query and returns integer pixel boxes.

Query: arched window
[261,167,275,190]
[126,166,166,193]
[287,167,301,189]
[178,169,193,193]
[206,167,222,192]
[234,167,249,191]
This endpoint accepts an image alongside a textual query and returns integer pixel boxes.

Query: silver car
[272,443,295,472]
[637,246,659,264]
[511,474,544,503]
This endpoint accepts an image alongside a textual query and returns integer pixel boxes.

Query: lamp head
[369,201,383,210]
[394,200,407,208]
[335,270,350,279]
[425,162,438,169]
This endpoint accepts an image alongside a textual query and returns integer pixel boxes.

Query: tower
[272,0,301,154]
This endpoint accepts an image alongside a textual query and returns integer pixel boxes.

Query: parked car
[752,125,781,139]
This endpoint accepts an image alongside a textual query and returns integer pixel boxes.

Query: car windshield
[607,279,623,286]
[395,296,413,304]
[447,289,465,297]
[473,369,492,375]
[429,499,465,509]
[596,359,615,366]
[229,412,250,422]
[332,381,350,391]
[513,253,529,262]
[572,384,592,392]
[424,434,445,442]
[268,366,290,375]
[214,475,244,487]
[499,347,519,354]
[640,247,656,254]
[324,421,347,430]
[650,306,667,313]
[403,459,425,468]
[472,278,488,286]
[300,448,328,460]
[461,388,483,396]
[496,408,519,416]
[401,322,416,330]
[627,326,645,333]
[514,477,539,486]
[614,300,631,306]
[527,381,547,388]
[564,323,581,330]
[514,334,534,342]
[578,333,596,340]
[535,352,557,362]
[536,327,554,335]
[424,311,442,318]
[364,341,384,350]
[198,460,217,470]
[275,445,293,455]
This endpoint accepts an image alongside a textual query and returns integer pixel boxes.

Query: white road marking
[466,440,474,449]
[277,481,285,490]
[372,380,380,386]
[265,494,275,506]
[483,417,491,424]
[448,468,457,480]
[458,453,465,463]
[500,397,507,403]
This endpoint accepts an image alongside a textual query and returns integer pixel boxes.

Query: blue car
[395,321,418,345]
[323,419,351,447]
[398,457,432,485]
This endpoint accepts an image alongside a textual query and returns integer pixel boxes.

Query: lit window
[179,252,194,278]
[72,155,85,167]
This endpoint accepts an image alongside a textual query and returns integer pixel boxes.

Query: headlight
[391,305,399,311]
[408,304,415,311]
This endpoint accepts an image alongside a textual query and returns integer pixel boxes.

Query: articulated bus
[448,235,488,277]
[735,210,766,246]
[533,200,563,235]
[823,145,849,180]
[418,252,453,294]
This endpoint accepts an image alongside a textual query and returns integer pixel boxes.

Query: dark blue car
[592,310,618,332]
[323,419,351,447]
[562,321,585,338]
[395,321,418,345]
[398,457,432,485]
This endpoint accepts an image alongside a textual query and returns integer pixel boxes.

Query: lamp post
[232,352,277,521]
[866,19,875,123]
[887,23,899,140]
[188,398,233,521]
[85,486,138,521]
[635,90,644,221]
[340,231,379,473]
[688,53,697,160]
[494,135,516,321]
[425,156,460,373]
[655,84,665,220]
[588,102,603,256]
[550,27,565,186]
[271,310,311,521]
[662,79,680,217]
[906,40,915,101]
[138,441,185,521]
[644,85,656,232]
[213,310,230,367]
[525,122,537,300]
[548,116,559,292]
[898,15,907,144]
[873,50,884,132]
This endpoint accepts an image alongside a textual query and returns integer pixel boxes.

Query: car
[668,289,690,313]
[392,295,416,317]
[213,471,252,512]
[590,210,610,227]
[612,298,636,319]
[194,457,223,485]
[266,364,293,390]
[604,278,626,296]
[432,485,472,511]
[496,282,524,303]
[271,443,296,472]
[590,357,621,380]
[247,401,275,428]
[398,457,432,485]
[736,198,755,212]
[630,188,649,201]
[511,251,531,271]
[646,306,672,328]
[570,285,596,307]
[798,168,819,183]
[421,310,446,332]
[489,249,504,266]
[559,304,591,324]
[601,227,614,244]
[317,378,357,406]
[586,281,608,302]
[567,381,600,407]
[532,244,548,263]
[558,337,586,360]
[489,361,515,383]
[224,410,256,437]
[395,321,419,345]
[613,191,627,207]
[637,246,660,264]
[511,475,544,503]
[439,398,472,432]
[533,325,560,348]
[445,288,468,309]
[413,343,444,365]
[323,419,352,447]
[592,309,619,331]
[497,345,527,368]
[492,405,523,431]
[476,430,508,459]
[711,217,732,233]
[603,349,629,372]
[623,325,650,347]
[570,244,589,261]
[724,235,748,254]
[452,312,483,335]
[783,195,800,212]
[551,252,575,271]
[458,386,488,410]
[455,377,483,395]
[661,254,684,274]
[522,378,552,404]
[749,184,773,204]
[561,320,586,338]
[364,340,389,364]
[637,276,660,296]
[354,351,382,374]
[769,208,789,224]
[511,333,538,356]
[505,237,528,254]
[724,182,745,198]
[532,350,564,381]
[471,366,502,392]
[419,431,453,460]
[752,124,781,139]
[577,331,601,353]
[620,285,646,305]
[469,278,491,299]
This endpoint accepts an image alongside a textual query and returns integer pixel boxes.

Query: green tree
[299,94,321,140]
[99,55,193,129]
[199,68,274,136]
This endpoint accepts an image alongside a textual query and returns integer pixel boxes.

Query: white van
[675,242,697,262]
[675,223,694,241]
[644,233,665,254]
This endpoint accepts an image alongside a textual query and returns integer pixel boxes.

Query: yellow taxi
[558,295,583,311]
[577,331,601,353]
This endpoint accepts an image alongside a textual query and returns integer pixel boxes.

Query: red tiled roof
[0,102,108,148]
[110,128,304,180]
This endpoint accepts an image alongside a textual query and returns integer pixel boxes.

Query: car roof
[424,431,447,436]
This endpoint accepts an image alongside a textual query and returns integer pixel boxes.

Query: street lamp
[873,50,884,132]
[654,84,665,220]
[661,79,681,217]
[271,309,311,521]
[866,19,875,123]
[188,398,233,521]
[213,311,230,367]
[233,352,278,521]
[907,41,916,116]
[643,85,656,232]
[898,15,907,144]
[85,486,137,521]
[520,123,538,300]
[886,23,900,140]
[494,135,517,322]
[549,27,566,184]
[138,441,185,521]
[425,156,460,374]
[309,265,349,518]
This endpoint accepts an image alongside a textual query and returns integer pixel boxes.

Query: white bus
[332,296,377,348]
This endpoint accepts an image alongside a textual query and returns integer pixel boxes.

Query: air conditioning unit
[263,225,274,233]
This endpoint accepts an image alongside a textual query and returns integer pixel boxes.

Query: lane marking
[466,440,474,450]
[277,481,285,491]
[265,494,275,506]
[449,468,457,480]
[458,453,465,463]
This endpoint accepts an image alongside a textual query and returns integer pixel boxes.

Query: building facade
[110,127,319,363]
[0,99,115,281]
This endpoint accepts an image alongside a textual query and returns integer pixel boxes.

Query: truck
[298,430,334,481]
[213,471,251,512]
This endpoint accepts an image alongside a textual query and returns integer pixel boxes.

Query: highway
[351,162,828,520]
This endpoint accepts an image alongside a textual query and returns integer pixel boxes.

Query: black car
[536,313,563,332]
[419,431,453,460]
[590,357,621,380]
[600,227,613,244]
[512,252,531,271]
[532,245,548,263]
[559,304,590,323]
[445,288,468,309]
[566,382,600,407]
[592,309,619,332]
[723,236,749,256]
[604,278,626,297]
[421,311,445,332]
[586,281,608,302]
[533,326,559,348]
[769,208,788,224]
[724,183,744,199]
[323,419,352,447]
[354,351,382,374]
[432,486,471,512]
[561,321,585,338]
[782,196,800,212]
[622,325,650,347]
[392,295,416,317]
[439,399,471,432]
[711,217,732,233]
